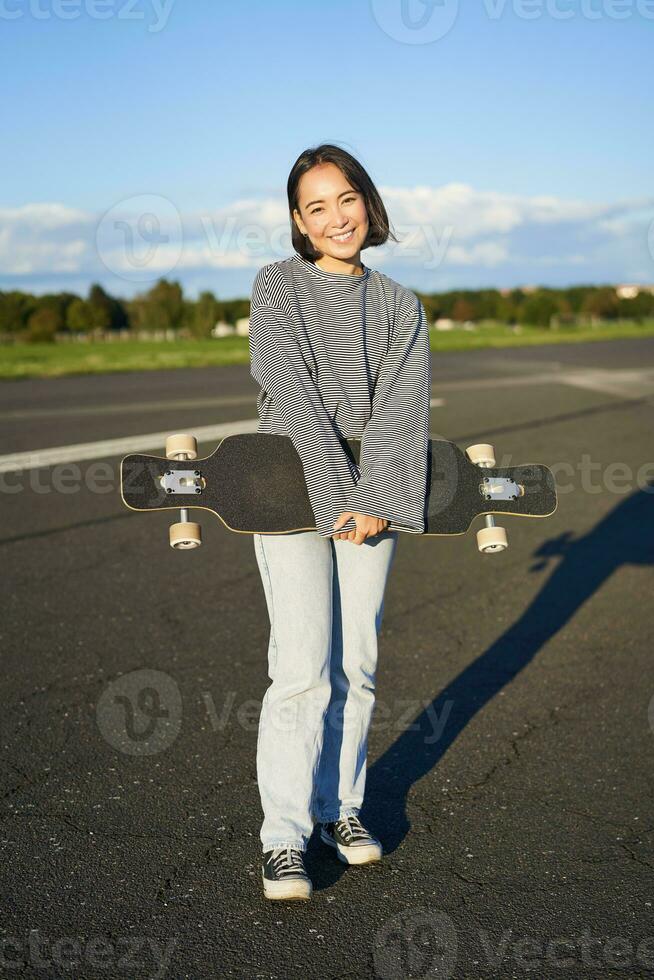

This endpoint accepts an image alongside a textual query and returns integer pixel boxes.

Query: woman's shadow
[311,480,654,868]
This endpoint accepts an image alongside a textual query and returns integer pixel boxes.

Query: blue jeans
[252,528,399,853]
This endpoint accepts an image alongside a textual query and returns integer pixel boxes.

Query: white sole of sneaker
[320,830,383,865]
[261,870,312,900]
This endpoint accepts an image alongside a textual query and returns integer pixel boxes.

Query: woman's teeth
[332,230,354,243]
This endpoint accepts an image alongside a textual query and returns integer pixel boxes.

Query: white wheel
[165,433,198,460]
[477,525,508,554]
[169,521,202,550]
[466,443,496,467]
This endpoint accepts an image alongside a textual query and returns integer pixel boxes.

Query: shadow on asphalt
[307,480,654,885]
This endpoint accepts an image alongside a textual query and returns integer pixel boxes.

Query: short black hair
[287,143,399,261]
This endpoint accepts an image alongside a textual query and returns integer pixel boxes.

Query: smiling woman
[248,143,433,902]
[289,144,400,277]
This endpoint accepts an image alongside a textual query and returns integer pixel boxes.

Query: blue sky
[1,0,652,299]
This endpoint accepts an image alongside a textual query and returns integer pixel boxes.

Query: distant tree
[452,298,475,322]
[495,295,515,323]
[421,294,441,322]
[26,307,60,343]
[0,291,36,335]
[88,283,128,330]
[566,285,595,314]
[87,284,113,331]
[582,287,620,320]
[223,297,250,325]
[520,291,561,327]
[128,278,185,333]
[66,298,93,333]
[189,290,221,338]
[33,292,74,327]
[618,291,654,321]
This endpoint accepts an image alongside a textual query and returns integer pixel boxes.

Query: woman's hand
[331,511,389,545]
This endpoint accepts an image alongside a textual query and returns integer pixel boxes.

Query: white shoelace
[335,815,372,842]
[270,846,305,878]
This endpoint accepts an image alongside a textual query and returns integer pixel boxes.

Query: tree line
[1,278,652,343]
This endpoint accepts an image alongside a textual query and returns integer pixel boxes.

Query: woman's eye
[310,197,356,215]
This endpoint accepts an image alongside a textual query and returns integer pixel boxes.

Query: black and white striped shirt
[248,251,432,537]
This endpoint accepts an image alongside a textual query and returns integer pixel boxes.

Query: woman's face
[293,162,369,263]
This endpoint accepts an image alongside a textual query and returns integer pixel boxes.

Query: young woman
[249,143,432,901]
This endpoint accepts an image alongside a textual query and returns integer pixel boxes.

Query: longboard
[120,433,557,554]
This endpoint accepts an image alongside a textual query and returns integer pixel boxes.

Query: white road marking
[0,420,260,473]
[0,395,255,422]
[0,398,447,473]
[556,368,654,399]
[1,366,651,474]
[485,356,564,372]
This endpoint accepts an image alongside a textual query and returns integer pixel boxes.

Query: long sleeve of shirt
[248,263,361,537]
[249,253,432,537]
[342,296,432,533]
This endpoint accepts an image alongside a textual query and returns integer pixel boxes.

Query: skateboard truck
[465,444,509,554]
[480,476,523,501]
[160,470,205,495]
[164,434,203,549]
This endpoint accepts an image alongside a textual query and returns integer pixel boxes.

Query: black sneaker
[320,815,382,865]
[261,846,312,900]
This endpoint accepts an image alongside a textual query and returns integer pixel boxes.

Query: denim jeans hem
[315,806,360,823]
[262,840,307,853]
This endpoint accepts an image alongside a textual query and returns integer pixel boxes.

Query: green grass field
[1,319,653,380]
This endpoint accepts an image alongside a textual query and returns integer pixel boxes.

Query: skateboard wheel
[165,434,198,460]
[465,443,496,467]
[477,525,508,554]
[169,521,202,549]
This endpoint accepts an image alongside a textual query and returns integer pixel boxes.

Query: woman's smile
[331,229,355,243]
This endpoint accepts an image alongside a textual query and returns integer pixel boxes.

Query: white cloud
[1,185,653,291]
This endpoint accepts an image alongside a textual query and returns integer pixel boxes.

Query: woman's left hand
[331,511,389,545]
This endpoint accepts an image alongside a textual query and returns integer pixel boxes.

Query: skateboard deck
[120,433,557,538]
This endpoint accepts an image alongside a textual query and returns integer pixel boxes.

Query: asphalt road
[1,337,653,979]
